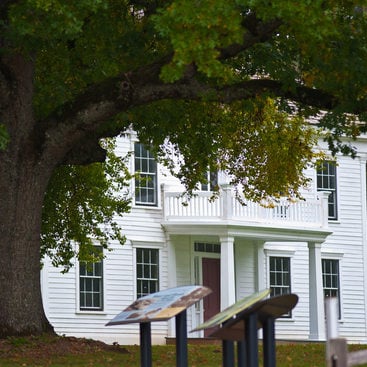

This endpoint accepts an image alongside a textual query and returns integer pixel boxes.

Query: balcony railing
[162,186,330,229]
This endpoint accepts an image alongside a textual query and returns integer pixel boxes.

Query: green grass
[1,338,367,367]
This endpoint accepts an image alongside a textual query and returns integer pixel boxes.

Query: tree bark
[0,53,54,337]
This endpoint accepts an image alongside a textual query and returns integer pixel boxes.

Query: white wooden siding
[42,134,367,344]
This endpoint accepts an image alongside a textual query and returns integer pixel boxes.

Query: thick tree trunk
[0,53,54,337]
[0,161,54,337]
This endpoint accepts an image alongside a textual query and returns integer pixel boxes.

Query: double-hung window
[269,256,291,317]
[317,161,337,220]
[136,248,159,298]
[199,171,218,192]
[322,259,341,317]
[269,256,291,297]
[79,247,103,311]
[134,143,157,206]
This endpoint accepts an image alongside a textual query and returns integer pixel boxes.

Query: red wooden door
[202,258,220,337]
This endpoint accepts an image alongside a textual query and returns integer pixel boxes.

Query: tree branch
[220,14,283,59]
[37,42,343,168]
[61,134,107,166]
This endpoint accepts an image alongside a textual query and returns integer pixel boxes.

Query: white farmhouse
[41,131,367,345]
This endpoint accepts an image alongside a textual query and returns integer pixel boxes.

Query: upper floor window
[79,246,103,311]
[134,143,157,206]
[199,171,218,192]
[322,258,341,318]
[317,161,337,220]
[136,248,159,298]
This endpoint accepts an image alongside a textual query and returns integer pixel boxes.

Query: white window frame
[198,171,218,192]
[322,251,344,320]
[76,245,105,313]
[132,242,162,300]
[265,247,295,319]
[317,161,338,220]
[134,142,158,207]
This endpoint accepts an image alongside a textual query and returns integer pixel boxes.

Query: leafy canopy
[4,0,367,266]
[41,140,132,270]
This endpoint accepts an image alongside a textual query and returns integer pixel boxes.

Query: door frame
[190,240,220,337]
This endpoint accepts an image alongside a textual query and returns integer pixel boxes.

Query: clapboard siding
[42,134,367,344]
[235,240,256,298]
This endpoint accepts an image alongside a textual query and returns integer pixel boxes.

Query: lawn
[0,334,366,367]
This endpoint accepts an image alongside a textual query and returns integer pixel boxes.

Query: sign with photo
[106,285,211,325]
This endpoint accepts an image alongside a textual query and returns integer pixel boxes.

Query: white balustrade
[163,189,326,228]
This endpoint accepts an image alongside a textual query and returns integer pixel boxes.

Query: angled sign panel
[106,285,211,325]
[191,288,270,332]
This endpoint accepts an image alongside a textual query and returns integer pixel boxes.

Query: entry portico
[162,188,332,340]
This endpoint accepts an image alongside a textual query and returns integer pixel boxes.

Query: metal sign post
[140,322,152,367]
[106,285,211,367]
[245,312,259,367]
[194,292,298,367]
[175,310,188,367]
[262,317,275,367]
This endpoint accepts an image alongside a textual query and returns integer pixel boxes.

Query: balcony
[162,185,330,231]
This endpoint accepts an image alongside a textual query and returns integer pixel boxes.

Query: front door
[202,257,220,337]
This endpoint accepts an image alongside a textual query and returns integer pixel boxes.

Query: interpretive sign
[191,288,270,333]
[106,285,212,367]
[210,293,299,340]
[106,285,211,326]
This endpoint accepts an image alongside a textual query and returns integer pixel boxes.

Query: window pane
[269,256,291,316]
[136,248,159,298]
[79,246,103,311]
[134,143,157,206]
[322,259,340,318]
[317,161,337,219]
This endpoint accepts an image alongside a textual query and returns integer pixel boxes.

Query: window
[136,248,159,298]
[269,256,291,297]
[322,259,340,317]
[79,247,103,311]
[134,143,157,206]
[317,161,337,220]
[199,171,218,192]
[194,242,220,254]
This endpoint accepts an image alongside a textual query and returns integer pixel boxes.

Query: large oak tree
[1,0,367,337]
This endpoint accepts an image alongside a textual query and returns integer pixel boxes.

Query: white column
[220,184,233,220]
[166,234,177,337]
[308,242,325,340]
[317,191,331,228]
[255,241,266,291]
[220,236,236,310]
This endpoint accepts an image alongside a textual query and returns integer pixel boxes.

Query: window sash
[199,171,218,192]
[136,248,159,298]
[322,259,340,317]
[79,248,103,311]
[134,143,157,206]
[269,256,291,296]
[317,161,337,220]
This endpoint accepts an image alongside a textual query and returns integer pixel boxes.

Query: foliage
[41,139,132,270]
[3,0,367,268]
[132,97,323,202]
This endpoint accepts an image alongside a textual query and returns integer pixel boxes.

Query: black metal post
[140,322,152,367]
[245,312,258,367]
[222,340,235,367]
[263,317,276,367]
[175,310,188,367]
[237,340,247,367]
